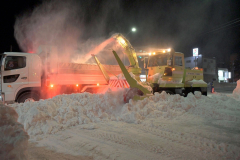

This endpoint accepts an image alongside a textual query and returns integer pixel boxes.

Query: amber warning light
[97,83,99,86]
[50,84,54,88]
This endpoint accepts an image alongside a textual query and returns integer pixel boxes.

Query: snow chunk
[233,79,240,100]
[0,104,29,159]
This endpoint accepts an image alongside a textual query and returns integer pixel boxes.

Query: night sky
[1,0,240,66]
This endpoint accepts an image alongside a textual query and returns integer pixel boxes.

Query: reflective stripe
[186,72,203,76]
[173,71,183,74]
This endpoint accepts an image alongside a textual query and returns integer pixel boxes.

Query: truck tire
[17,92,40,103]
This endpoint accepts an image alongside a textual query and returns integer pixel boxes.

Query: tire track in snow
[82,128,178,160]
[131,124,240,159]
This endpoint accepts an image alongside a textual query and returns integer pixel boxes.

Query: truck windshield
[4,56,26,71]
[148,55,168,67]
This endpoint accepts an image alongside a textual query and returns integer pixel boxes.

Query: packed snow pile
[148,73,163,83]
[11,89,240,136]
[11,88,125,136]
[186,79,208,85]
[233,79,240,99]
[0,103,29,159]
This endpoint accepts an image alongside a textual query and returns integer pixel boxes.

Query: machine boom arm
[112,33,141,80]
[112,50,151,95]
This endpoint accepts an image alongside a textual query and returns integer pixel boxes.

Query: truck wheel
[164,90,174,95]
[17,92,40,103]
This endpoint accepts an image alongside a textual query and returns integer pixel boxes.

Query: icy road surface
[10,81,240,159]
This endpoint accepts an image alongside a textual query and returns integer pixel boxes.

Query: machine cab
[146,49,184,86]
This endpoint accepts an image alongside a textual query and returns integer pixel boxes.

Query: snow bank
[233,79,240,99]
[9,88,240,159]
[0,103,29,159]
[11,88,240,138]
[11,88,125,136]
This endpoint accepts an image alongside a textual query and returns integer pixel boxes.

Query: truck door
[1,55,29,101]
[173,54,184,83]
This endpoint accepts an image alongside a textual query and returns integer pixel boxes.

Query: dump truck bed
[47,63,124,85]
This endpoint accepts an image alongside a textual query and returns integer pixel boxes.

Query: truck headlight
[0,92,5,103]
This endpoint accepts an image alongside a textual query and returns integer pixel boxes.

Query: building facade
[185,56,217,83]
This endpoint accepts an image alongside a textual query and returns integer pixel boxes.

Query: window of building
[4,56,26,71]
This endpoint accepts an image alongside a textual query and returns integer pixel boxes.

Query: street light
[126,27,137,36]
[124,27,137,65]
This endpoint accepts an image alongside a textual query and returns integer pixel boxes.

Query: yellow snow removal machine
[95,33,208,102]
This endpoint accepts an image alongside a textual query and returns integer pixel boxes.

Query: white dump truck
[0,51,123,104]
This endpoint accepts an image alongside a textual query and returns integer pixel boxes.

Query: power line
[206,22,240,34]
[207,19,240,33]
[201,18,240,35]
[215,18,240,27]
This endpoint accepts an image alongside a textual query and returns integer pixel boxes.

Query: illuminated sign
[193,48,198,56]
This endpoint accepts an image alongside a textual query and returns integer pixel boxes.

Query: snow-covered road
[30,119,239,160]
[6,80,240,159]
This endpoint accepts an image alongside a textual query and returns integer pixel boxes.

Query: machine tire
[17,92,40,103]
[193,88,201,95]
[202,91,207,96]
[165,90,174,95]
[124,88,143,103]
[159,90,174,95]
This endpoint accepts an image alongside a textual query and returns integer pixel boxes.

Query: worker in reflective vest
[210,80,214,93]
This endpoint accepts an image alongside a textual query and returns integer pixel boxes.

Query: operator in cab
[6,60,15,70]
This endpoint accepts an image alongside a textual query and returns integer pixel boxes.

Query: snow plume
[72,37,118,64]
[14,0,82,61]
[14,0,127,65]
[0,104,29,159]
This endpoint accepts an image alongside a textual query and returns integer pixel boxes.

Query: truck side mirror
[167,60,171,66]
